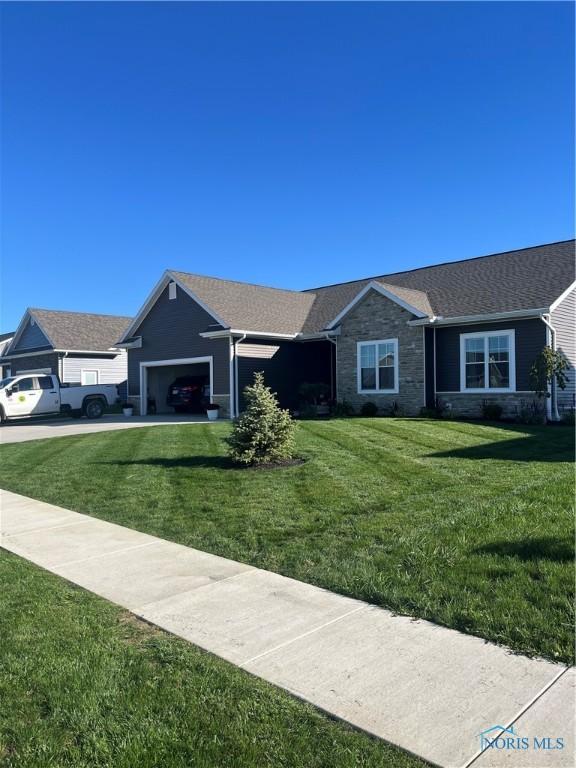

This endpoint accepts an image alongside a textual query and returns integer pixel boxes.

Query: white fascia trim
[139,356,213,416]
[119,272,228,343]
[326,281,428,331]
[6,309,56,355]
[409,307,549,327]
[356,338,399,395]
[200,328,298,340]
[549,280,576,312]
[53,348,122,356]
[459,328,516,393]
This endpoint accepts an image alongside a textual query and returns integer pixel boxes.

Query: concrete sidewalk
[1,488,573,768]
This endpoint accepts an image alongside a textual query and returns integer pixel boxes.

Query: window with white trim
[81,370,99,386]
[168,282,177,300]
[460,330,516,392]
[357,339,398,393]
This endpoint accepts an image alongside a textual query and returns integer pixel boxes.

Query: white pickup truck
[0,373,118,423]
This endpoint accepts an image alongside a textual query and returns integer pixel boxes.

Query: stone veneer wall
[336,290,425,416]
[210,394,231,418]
[435,392,539,419]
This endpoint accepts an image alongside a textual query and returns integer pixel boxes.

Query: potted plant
[206,402,220,421]
[121,401,134,417]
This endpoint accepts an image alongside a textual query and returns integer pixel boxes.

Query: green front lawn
[1,419,573,663]
[0,551,423,768]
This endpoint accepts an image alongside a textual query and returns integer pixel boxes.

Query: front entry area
[140,357,213,415]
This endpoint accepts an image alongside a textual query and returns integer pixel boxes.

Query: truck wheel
[0,406,5,425]
[84,399,105,419]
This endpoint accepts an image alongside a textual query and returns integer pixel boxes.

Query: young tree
[530,347,569,399]
[226,372,296,465]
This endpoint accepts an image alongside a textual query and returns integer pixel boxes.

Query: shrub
[561,410,575,426]
[332,400,355,417]
[384,400,402,417]
[517,399,546,425]
[360,402,378,417]
[530,347,569,399]
[226,372,296,465]
[481,401,503,421]
[419,398,447,419]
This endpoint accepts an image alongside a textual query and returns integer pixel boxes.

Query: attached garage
[140,357,213,415]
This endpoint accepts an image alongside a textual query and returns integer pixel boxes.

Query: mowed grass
[0,551,424,768]
[0,418,573,663]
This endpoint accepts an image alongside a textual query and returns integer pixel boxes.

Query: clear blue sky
[1,1,574,332]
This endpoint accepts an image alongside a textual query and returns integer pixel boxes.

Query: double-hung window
[357,339,399,393]
[460,330,515,392]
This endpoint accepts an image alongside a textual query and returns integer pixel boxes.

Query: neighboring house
[0,332,15,379]
[118,240,575,419]
[1,309,131,397]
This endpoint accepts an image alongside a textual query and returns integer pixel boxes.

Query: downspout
[58,351,68,383]
[233,334,246,416]
[323,333,337,402]
[540,314,559,421]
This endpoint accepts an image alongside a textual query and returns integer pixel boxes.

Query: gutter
[540,314,560,421]
[408,307,549,327]
[200,329,298,340]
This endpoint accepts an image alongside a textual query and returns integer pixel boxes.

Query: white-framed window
[357,339,399,394]
[81,370,99,386]
[459,329,516,392]
[168,282,177,300]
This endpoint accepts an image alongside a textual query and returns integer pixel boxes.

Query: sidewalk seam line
[459,665,570,768]
[240,604,367,668]
[1,516,94,538]
[135,567,259,612]
[48,540,163,570]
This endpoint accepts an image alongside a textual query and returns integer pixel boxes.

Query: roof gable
[10,312,53,352]
[325,281,431,329]
[7,308,131,354]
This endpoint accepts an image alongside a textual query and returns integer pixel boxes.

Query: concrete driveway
[0,413,212,444]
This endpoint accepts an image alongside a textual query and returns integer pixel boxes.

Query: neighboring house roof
[0,332,14,357]
[5,309,132,355]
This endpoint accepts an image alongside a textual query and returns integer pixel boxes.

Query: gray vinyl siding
[62,351,128,398]
[12,317,51,351]
[127,283,230,396]
[237,339,333,410]
[435,319,546,392]
[552,288,576,411]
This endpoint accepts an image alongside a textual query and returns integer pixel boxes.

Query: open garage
[140,357,212,415]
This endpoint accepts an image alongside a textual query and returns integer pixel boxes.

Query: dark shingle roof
[171,240,575,336]
[28,309,132,351]
[301,240,575,332]
[170,271,316,335]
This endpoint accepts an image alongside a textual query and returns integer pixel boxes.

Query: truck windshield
[0,377,15,389]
